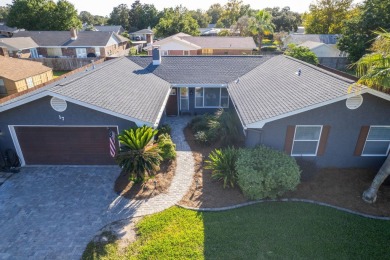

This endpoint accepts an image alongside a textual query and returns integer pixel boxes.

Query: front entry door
[166,88,178,116]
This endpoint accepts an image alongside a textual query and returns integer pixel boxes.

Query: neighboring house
[0,37,39,58]
[283,34,339,47]
[145,33,256,55]
[12,29,129,58]
[94,25,125,34]
[0,24,20,37]
[0,56,53,97]
[0,51,389,169]
[298,41,344,57]
[130,29,154,44]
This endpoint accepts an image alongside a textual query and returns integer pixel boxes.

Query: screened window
[362,126,390,156]
[76,48,87,58]
[291,126,322,156]
[195,87,229,108]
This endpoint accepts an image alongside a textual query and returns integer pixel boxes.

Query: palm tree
[115,126,162,182]
[355,30,390,203]
[249,10,275,51]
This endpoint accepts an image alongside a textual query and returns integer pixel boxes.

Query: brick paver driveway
[0,166,138,259]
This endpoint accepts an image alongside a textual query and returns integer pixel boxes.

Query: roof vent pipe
[152,46,161,65]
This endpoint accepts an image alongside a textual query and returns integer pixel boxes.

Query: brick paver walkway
[0,117,194,259]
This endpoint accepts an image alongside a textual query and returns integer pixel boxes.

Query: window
[362,126,390,156]
[180,87,189,111]
[30,48,38,58]
[202,48,213,55]
[183,50,190,55]
[162,50,168,56]
[95,47,101,57]
[0,79,7,95]
[291,126,322,156]
[195,87,229,108]
[26,77,34,88]
[76,48,87,58]
[47,48,62,57]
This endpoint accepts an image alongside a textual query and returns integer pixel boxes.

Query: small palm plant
[205,147,239,188]
[116,126,162,182]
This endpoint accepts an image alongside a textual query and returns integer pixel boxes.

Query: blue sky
[0,0,364,17]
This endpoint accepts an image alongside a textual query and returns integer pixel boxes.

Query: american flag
[109,130,116,157]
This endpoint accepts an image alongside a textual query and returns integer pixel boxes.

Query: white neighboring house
[298,41,346,57]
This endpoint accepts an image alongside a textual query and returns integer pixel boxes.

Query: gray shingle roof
[128,55,273,84]
[94,26,124,33]
[0,58,171,125]
[181,36,256,50]
[228,55,354,127]
[50,57,170,124]
[0,37,38,51]
[131,29,154,34]
[13,31,126,46]
[286,34,339,45]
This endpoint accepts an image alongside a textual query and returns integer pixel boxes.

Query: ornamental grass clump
[236,146,301,200]
[205,147,239,188]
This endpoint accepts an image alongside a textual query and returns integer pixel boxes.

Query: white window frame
[180,87,189,111]
[194,87,229,108]
[30,48,38,58]
[362,126,390,156]
[76,48,87,58]
[291,125,323,156]
[0,79,7,95]
[183,50,190,55]
[161,50,168,56]
[26,77,34,88]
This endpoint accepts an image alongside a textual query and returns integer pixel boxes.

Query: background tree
[189,9,211,28]
[207,3,224,24]
[265,6,301,32]
[7,0,81,30]
[302,0,353,34]
[338,0,390,62]
[231,15,255,36]
[0,5,10,23]
[79,11,94,25]
[284,44,319,65]
[353,30,390,203]
[217,0,245,28]
[92,15,108,26]
[154,6,199,37]
[249,10,274,49]
[50,0,81,31]
[128,0,160,32]
[108,4,130,30]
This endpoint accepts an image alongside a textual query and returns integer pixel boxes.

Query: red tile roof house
[145,33,257,56]
[11,29,130,58]
[0,50,389,169]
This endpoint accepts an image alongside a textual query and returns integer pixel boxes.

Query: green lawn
[53,70,69,78]
[83,203,390,259]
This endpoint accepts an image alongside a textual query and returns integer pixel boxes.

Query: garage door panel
[15,126,117,165]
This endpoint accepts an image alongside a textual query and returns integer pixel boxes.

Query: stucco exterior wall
[0,96,136,153]
[245,93,390,168]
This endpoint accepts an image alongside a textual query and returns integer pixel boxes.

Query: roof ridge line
[58,57,124,87]
[283,55,355,84]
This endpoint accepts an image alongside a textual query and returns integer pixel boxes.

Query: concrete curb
[176,198,390,221]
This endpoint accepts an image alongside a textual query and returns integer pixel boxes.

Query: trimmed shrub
[194,131,208,144]
[158,124,172,136]
[190,114,212,133]
[236,146,301,200]
[158,133,176,160]
[261,45,278,52]
[205,147,239,188]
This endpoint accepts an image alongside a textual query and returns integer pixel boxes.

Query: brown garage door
[14,126,118,165]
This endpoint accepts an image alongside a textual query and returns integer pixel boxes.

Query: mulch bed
[178,126,390,217]
[114,159,176,200]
